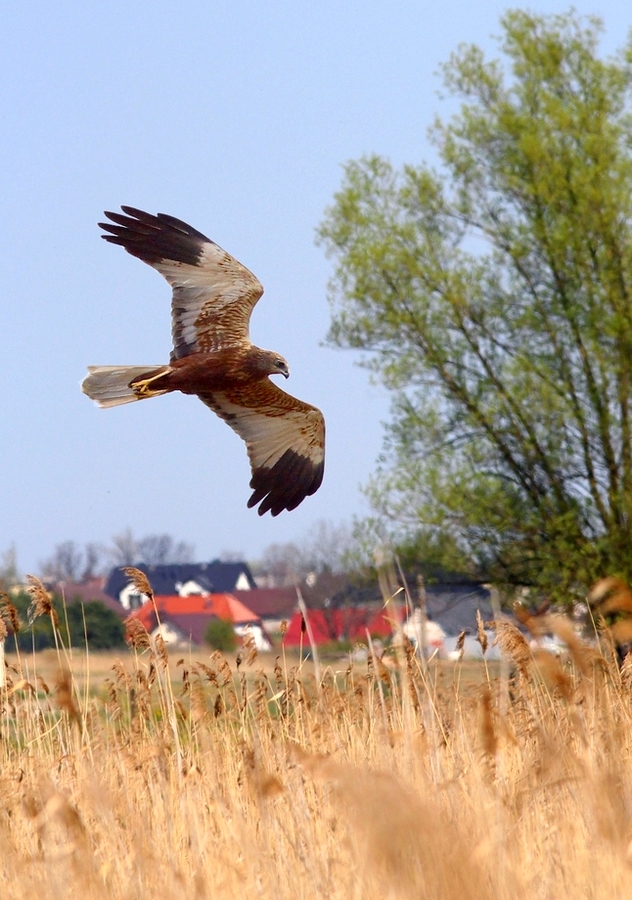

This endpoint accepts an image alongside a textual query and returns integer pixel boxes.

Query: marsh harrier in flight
[82,207,325,516]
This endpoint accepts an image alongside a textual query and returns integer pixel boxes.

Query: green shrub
[205,618,237,652]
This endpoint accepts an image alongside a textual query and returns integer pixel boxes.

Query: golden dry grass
[1,617,632,899]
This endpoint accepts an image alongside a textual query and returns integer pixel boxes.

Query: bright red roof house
[129,593,269,649]
[283,607,394,646]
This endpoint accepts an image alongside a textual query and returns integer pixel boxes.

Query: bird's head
[250,348,290,380]
[268,352,290,379]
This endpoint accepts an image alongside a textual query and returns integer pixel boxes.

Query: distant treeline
[4,591,125,651]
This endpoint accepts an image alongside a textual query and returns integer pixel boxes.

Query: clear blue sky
[2,1,630,576]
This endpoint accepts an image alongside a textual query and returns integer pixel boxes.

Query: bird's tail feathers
[81,365,171,408]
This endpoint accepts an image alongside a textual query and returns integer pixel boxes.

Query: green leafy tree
[205,618,237,652]
[62,600,125,649]
[4,593,124,651]
[319,11,632,601]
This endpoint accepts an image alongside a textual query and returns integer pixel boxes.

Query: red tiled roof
[130,593,260,631]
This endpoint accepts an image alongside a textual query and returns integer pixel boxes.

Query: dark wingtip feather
[248,449,324,516]
[98,205,211,266]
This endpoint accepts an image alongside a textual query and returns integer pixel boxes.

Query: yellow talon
[131,370,168,397]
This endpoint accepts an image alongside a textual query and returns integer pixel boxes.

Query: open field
[1,622,631,899]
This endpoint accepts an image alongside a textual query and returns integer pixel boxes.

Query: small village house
[129,592,271,650]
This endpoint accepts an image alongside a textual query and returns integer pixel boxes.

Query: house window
[129,593,143,610]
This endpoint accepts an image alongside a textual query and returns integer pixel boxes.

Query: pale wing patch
[156,242,262,297]
[201,396,323,469]
[158,246,263,357]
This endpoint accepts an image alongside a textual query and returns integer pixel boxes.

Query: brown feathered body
[155,347,289,393]
[81,206,325,516]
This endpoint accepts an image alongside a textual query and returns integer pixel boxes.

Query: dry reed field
[2,580,632,899]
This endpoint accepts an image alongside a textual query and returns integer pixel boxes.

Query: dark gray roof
[331,580,492,637]
[104,560,257,599]
[424,584,492,635]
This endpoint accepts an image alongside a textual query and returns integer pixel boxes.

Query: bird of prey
[82,206,325,516]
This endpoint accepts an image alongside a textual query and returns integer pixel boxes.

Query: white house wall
[176,580,207,597]
[234,624,271,652]
[119,584,150,610]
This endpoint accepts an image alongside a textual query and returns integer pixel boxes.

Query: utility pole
[416,573,428,668]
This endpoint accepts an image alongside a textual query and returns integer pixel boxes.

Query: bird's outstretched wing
[198,381,325,516]
[99,206,263,359]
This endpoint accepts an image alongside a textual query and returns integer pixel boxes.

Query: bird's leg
[130,369,169,398]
